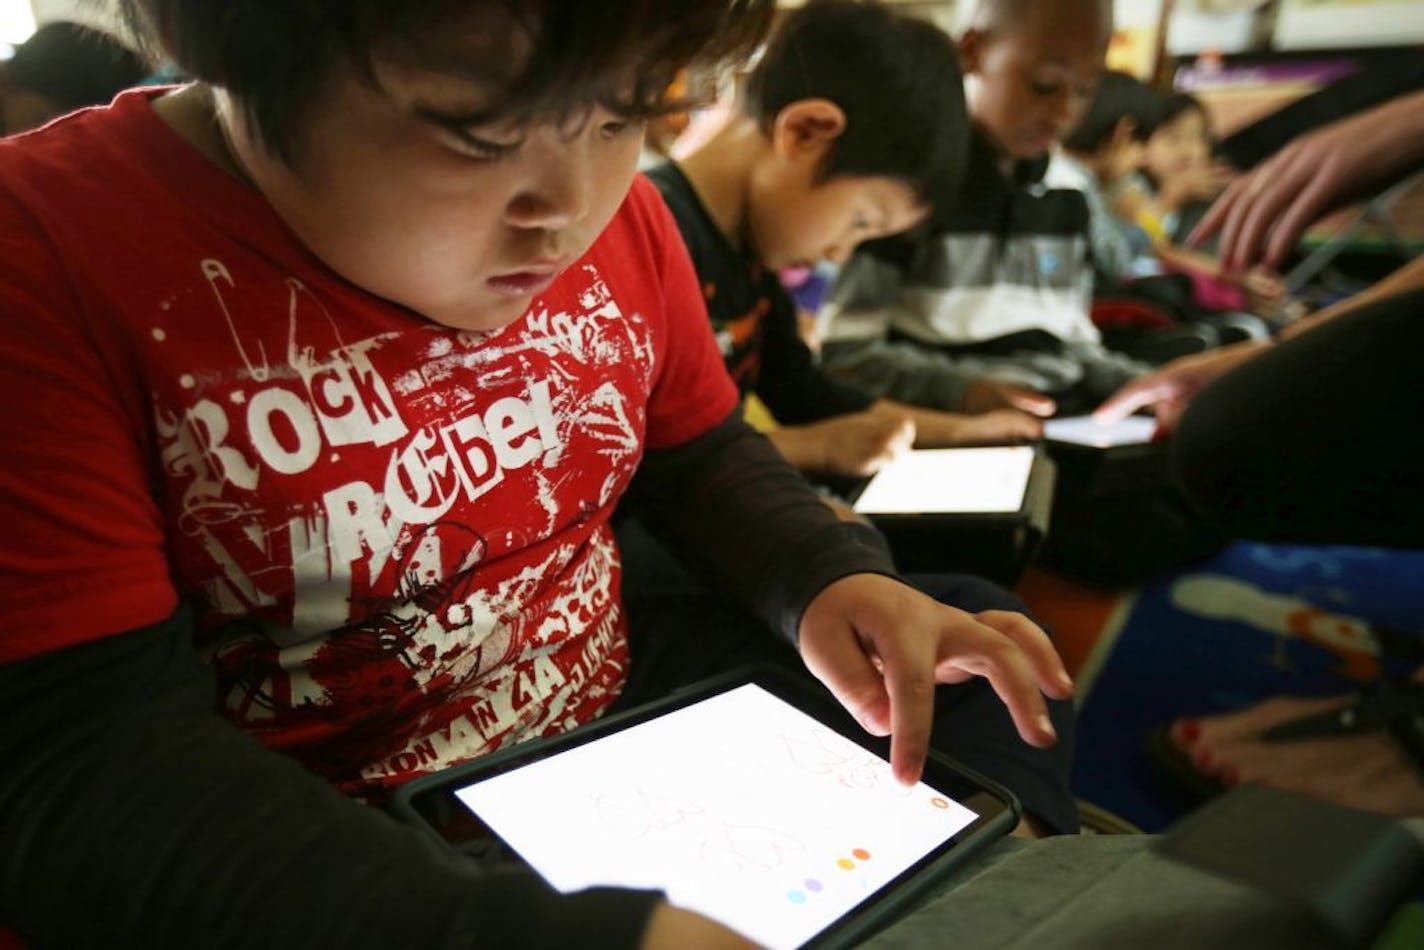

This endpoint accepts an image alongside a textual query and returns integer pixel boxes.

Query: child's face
[1145,108,1211,182]
[747,166,926,272]
[222,41,646,333]
[960,4,1108,160]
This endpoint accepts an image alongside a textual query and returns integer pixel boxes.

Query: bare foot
[1169,696,1424,817]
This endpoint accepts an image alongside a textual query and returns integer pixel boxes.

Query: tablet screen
[851,445,1035,516]
[1044,414,1156,448]
[452,684,978,949]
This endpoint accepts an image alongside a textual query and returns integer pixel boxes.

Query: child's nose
[505,145,593,232]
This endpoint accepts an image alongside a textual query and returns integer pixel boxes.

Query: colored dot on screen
[837,858,856,870]
[788,890,807,904]
[852,848,870,861]
[931,797,950,809]
[805,879,824,892]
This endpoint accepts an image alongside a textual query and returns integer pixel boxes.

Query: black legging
[1172,287,1424,548]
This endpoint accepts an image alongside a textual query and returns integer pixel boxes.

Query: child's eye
[1029,80,1062,97]
[414,105,525,161]
[599,117,646,140]
[851,212,872,231]
[447,127,524,161]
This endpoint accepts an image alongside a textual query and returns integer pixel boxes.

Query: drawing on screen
[700,820,806,874]
[593,786,806,875]
[595,787,707,839]
[780,728,887,790]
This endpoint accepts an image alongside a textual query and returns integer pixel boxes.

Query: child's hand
[961,378,1056,418]
[797,410,916,478]
[948,408,1043,444]
[797,574,1072,785]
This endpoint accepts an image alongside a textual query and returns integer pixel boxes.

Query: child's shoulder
[0,88,154,181]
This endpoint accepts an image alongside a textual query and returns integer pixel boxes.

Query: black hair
[1062,70,1161,153]
[1151,92,1209,137]
[4,21,147,112]
[742,0,969,213]
[119,0,773,163]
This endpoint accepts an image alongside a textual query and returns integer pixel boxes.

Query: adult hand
[1190,89,1424,272]
[961,378,1057,418]
[1093,339,1269,433]
[798,574,1072,785]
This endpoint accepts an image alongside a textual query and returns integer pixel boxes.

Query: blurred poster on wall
[1276,0,1424,49]
[1166,0,1275,55]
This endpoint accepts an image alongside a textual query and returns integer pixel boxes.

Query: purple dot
[805,879,824,893]
[788,890,807,904]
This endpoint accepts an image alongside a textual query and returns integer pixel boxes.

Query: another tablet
[392,668,1019,950]
[1044,414,1156,449]
[1043,415,1168,494]
[851,445,1037,518]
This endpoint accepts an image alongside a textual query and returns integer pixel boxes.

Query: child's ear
[770,99,847,160]
[1111,117,1140,148]
[958,28,986,75]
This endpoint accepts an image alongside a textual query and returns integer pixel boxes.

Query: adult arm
[1096,255,1424,429]
[1277,253,1424,340]
[1190,88,1424,272]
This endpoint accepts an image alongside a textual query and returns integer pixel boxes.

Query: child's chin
[425,295,532,334]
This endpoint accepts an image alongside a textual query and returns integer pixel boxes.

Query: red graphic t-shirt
[0,90,737,796]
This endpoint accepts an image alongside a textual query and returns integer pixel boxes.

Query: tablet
[1044,414,1156,449]
[851,445,1036,517]
[392,669,1019,950]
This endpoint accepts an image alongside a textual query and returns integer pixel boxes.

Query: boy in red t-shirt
[0,2,1072,946]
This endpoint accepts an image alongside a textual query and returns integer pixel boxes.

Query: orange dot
[931,797,950,809]
[852,848,870,861]
[836,858,855,871]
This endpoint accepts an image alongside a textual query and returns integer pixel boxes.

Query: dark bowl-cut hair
[1151,92,1209,137]
[742,0,969,214]
[1062,70,1162,154]
[119,0,773,163]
